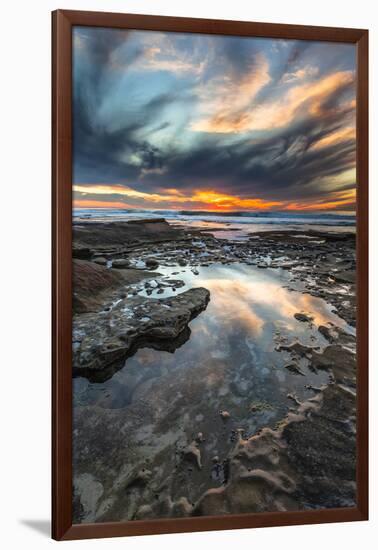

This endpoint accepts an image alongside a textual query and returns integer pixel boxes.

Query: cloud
[281,65,319,83]
[311,126,355,150]
[192,69,354,133]
[74,199,132,209]
[73,182,355,212]
[286,188,356,211]
[73,28,356,210]
[191,53,271,133]
[73,184,281,210]
[131,45,206,75]
[73,183,186,204]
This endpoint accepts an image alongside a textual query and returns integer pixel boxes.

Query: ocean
[73,209,356,237]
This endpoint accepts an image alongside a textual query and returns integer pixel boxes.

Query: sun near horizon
[73,28,356,215]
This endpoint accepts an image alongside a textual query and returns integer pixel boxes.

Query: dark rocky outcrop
[72,220,357,523]
[193,383,355,516]
[73,260,152,314]
[73,260,125,313]
[73,218,187,249]
[73,287,210,379]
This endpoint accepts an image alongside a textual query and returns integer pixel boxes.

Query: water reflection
[74,263,350,420]
[73,262,356,504]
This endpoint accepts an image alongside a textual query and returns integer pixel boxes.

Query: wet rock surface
[72,219,356,523]
[73,260,144,314]
[73,287,210,380]
[73,218,188,250]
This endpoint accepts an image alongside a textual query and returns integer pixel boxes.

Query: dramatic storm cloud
[73,27,356,212]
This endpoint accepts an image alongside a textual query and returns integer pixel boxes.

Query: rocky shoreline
[72,218,356,523]
[73,283,210,381]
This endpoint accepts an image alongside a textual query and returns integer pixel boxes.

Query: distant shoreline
[73,207,356,218]
[72,210,356,237]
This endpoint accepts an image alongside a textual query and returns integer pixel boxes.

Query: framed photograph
[52,10,368,541]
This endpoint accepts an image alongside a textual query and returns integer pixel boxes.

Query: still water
[74,263,351,424]
[74,262,355,503]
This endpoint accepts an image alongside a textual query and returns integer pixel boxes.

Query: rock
[163,279,185,289]
[294,312,314,323]
[183,441,202,469]
[318,325,355,352]
[71,224,357,524]
[73,287,210,378]
[73,260,156,314]
[287,393,301,406]
[235,428,245,440]
[112,258,130,269]
[285,363,305,376]
[92,257,107,266]
[333,271,355,284]
[73,218,187,249]
[73,246,92,259]
[73,260,125,313]
[196,432,204,443]
[178,258,187,266]
[220,410,230,420]
[278,341,317,358]
[134,505,154,520]
[318,324,336,341]
[305,384,323,393]
[135,497,192,520]
[171,497,192,517]
[193,382,356,517]
[133,469,152,486]
[145,258,159,268]
[250,401,274,413]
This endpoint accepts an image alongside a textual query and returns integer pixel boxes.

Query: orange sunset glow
[73,186,356,212]
[73,28,356,214]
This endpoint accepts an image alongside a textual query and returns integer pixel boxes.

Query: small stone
[145,258,159,268]
[236,428,245,440]
[285,363,305,376]
[196,432,204,443]
[220,410,230,420]
[112,258,130,269]
[183,441,202,469]
[294,312,314,323]
[135,468,152,484]
[93,257,107,266]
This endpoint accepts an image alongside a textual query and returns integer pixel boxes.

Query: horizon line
[72,206,356,215]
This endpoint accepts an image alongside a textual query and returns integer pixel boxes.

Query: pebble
[220,410,230,420]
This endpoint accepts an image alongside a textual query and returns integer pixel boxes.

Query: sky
[73,27,356,213]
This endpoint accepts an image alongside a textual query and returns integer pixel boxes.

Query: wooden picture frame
[52,9,368,541]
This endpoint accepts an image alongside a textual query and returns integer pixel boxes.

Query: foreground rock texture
[73,260,150,313]
[73,287,210,379]
[194,384,355,516]
[72,219,356,523]
[73,218,187,253]
[195,323,356,516]
[73,339,355,523]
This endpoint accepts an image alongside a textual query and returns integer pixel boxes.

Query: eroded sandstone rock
[73,287,210,378]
